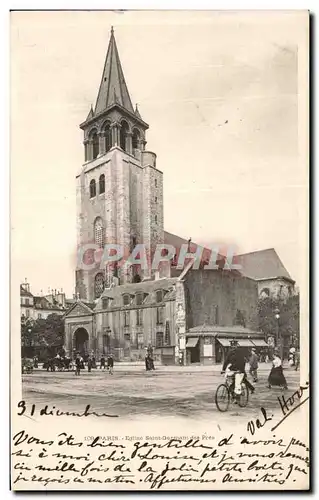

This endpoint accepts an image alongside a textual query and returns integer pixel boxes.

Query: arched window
[136,293,144,306]
[120,121,129,151]
[132,128,140,150]
[123,294,130,306]
[94,217,104,248]
[99,174,105,194]
[156,290,163,303]
[103,124,112,153]
[90,179,96,198]
[94,273,104,299]
[92,132,99,159]
[260,288,270,297]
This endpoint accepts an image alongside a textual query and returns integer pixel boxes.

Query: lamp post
[274,308,283,360]
[105,326,111,355]
[27,326,33,358]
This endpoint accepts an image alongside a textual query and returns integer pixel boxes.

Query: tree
[21,314,65,360]
[257,293,300,355]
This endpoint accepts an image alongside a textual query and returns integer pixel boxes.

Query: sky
[10,10,308,297]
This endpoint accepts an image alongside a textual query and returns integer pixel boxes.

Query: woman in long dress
[267,352,288,389]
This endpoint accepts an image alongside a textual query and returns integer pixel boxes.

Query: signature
[271,381,309,431]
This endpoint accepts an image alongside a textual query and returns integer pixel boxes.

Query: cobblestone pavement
[22,364,301,424]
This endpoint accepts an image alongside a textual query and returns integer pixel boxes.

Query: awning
[251,339,268,347]
[186,337,199,348]
[217,338,231,347]
[236,339,255,347]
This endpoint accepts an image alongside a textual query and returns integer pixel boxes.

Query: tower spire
[94,27,134,115]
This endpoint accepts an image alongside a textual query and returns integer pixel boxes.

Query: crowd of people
[221,340,300,401]
[36,346,156,376]
[25,343,299,391]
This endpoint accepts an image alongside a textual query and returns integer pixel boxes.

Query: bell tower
[76,27,164,302]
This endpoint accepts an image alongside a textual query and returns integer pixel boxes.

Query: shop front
[185,325,268,365]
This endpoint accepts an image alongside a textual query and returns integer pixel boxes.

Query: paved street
[22,363,301,423]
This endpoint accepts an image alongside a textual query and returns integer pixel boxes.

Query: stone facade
[65,28,263,365]
[258,277,295,300]
[75,30,163,301]
[76,147,164,300]
[183,269,258,331]
[64,268,260,364]
[20,283,67,321]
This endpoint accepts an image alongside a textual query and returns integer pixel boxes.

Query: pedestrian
[75,354,81,376]
[249,348,259,382]
[221,340,255,399]
[100,355,106,370]
[145,354,150,371]
[92,356,97,369]
[87,356,92,373]
[107,354,114,375]
[267,351,288,389]
[288,347,296,367]
[294,350,300,371]
[149,355,155,370]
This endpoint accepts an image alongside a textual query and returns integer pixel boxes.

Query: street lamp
[274,307,283,360]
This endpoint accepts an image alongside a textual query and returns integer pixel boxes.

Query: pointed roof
[86,106,94,121]
[134,103,142,119]
[94,27,134,115]
[235,248,294,282]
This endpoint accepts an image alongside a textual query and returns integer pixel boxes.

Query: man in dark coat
[107,354,114,375]
[222,341,255,396]
[100,355,106,370]
[75,354,81,376]
[87,356,92,373]
[248,348,259,382]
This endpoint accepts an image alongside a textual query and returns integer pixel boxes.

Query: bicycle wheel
[238,383,249,407]
[215,384,230,412]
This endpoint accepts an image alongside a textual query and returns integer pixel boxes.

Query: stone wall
[76,147,164,301]
[258,278,294,301]
[183,269,259,330]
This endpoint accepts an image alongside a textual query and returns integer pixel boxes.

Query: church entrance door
[74,328,89,360]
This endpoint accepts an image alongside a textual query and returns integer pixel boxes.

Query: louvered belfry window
[94,273,104,299]
[94,217,104,248]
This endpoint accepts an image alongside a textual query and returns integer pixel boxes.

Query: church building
[64,28,266,364]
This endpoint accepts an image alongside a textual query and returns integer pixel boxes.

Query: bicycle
[215,372,249,412]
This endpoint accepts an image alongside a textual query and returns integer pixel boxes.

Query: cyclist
[221,340,255,401]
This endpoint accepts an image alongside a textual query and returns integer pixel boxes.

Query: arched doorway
[73,328,89,359]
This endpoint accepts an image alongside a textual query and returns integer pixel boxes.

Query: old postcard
[10,10,309,491]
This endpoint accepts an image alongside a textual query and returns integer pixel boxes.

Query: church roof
[164,231,225,268]
[235,248,294,283]
[94,27,134,115]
